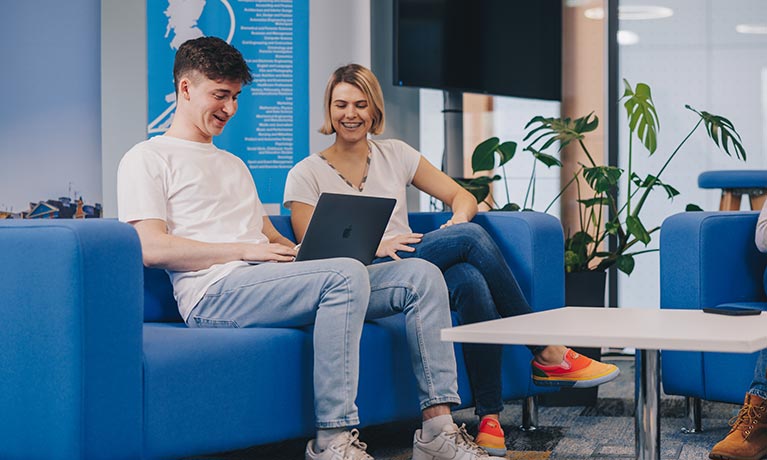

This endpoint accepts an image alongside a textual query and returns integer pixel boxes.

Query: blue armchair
[0,211,563,460]
[660,211,767,430]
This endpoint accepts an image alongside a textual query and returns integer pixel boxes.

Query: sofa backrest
[143,215,298,322]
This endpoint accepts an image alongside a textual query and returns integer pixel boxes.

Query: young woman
[284,63,619,457]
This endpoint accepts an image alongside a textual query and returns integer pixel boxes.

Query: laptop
[294,192,396,265]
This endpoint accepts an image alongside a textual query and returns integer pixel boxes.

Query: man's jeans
[187,257,459,428]
[378,222,534,417]
[749,349,767,399]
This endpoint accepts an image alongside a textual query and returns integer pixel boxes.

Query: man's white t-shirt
[117,135,268,321]
[283,139,421,239]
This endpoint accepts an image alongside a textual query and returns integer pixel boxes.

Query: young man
[117,37,502,460]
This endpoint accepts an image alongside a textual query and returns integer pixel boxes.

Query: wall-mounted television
[393,0,562,101]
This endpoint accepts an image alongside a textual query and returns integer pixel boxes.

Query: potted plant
[464,80,747,406]
[467,79,747,278]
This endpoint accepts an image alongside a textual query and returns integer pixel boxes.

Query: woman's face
[330,82,373,144]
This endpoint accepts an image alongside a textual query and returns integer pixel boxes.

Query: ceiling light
[618,30,640,45]
[736,24,767,35]
[620,6,673,20]
[584,5,674,21]
[584,7,604,20]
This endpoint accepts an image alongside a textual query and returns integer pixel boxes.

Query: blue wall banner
[147,0,309,207]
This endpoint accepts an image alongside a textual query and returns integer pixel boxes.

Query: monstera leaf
[686,105,747,161]
[472,137,517,173]
[523,112,599,153]
[623,79,659,154]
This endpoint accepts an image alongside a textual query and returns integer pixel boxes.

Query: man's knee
[323,257,370,292]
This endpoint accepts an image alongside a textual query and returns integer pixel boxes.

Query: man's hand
[375,233,423,260]
[241,242,297,263]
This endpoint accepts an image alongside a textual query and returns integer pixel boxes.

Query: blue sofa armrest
[660,211,767,402]
[0,220,144,460]
[660,211,767,310]
[409,211,565,312]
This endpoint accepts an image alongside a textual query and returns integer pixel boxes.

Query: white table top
[440,307,767,353]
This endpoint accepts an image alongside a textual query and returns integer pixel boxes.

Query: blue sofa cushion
[144,267,183,322]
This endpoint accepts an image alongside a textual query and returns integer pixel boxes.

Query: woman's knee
[444,264,497,321]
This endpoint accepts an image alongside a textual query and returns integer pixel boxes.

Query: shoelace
[449,424,489,457]
[338,429,371,460]
[729,401,767,440]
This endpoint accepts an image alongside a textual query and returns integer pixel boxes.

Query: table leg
[635,349,661,460]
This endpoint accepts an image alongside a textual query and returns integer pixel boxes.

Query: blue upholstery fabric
[660,212,767,403]
[1,211,564,459]
[0,220,143,460]
[698,170,767,189]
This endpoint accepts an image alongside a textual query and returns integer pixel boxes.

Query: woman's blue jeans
[376,222,535,417]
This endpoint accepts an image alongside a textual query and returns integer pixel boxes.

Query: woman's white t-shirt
[117,135,269,320]
[284,139,421,239]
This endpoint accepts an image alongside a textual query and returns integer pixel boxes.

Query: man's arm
[132,219,296,271]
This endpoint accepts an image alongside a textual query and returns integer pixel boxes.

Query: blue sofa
[660,211,767,427]
[0,211,563,460]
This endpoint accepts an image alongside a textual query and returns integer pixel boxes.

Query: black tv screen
[394,0,562,101]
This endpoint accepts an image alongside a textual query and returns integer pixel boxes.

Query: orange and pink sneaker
[532,348,620,388]
[475,417,507,457]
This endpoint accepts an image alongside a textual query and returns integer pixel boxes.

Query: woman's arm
[289,201,315,243]
[132,218,296,271]
[411,156,478,225]
[262,215,299,248]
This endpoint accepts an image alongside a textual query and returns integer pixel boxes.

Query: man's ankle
[316,427,346,451]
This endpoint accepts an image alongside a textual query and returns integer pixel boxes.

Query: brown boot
[710,394,767,460]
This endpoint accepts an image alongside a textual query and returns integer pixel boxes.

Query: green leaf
[622,79,660,154]
[686,105,747,161]
[577,197,609,207]
[685,203,704,212]
[522,113,599,153]
[583,165,623,193]
[496,141,517,167]
[605,220,621,235]
[471,137,500,172]
[626,215,651,245]
[527,148,563,168]
[616,254,635,275]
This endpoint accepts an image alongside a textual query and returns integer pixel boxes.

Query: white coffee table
[441,307,767,460]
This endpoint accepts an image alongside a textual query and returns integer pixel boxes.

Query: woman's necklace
[319,142,372,192]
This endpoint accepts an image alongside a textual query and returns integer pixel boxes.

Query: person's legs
[710,349,767,460]
[396,223,618,382]
[365,259,502,459]
[188,258,373,459]
[365,258,460,411]
[396,223,532,317]
[444,264,506,457]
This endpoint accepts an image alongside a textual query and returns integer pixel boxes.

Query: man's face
[179,73,242,142]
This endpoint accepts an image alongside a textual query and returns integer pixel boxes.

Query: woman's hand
[241,242,297,263]
[440,213,470,229]
[376,233,423,260]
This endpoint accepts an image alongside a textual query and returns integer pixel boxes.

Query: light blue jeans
[187,257,459,428]
[749,349,767,399]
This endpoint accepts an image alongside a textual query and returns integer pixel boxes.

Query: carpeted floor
[191,356,742,459]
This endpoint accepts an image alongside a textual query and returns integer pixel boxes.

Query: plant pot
[539,270,606,407]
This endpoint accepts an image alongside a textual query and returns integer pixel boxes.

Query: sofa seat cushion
[142,323,314,459]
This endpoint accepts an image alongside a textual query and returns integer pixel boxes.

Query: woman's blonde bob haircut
[320,64,385,135]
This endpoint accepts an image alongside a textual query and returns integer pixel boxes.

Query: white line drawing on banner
[148,0,236,135]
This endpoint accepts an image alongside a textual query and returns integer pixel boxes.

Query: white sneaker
[412,423,506,460]
[305,429,374,460]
